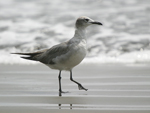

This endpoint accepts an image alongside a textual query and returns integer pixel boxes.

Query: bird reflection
[58,104,73,109]
[58,92,73,109]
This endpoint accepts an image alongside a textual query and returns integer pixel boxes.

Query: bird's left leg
[70,70,88,91]
[58,70,68,95]
[58,70,63,93]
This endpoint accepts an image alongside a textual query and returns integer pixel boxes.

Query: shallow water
[0,64,150,112]
[0,0,150,64]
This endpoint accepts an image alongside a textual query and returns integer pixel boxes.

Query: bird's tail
[11,51,44,61]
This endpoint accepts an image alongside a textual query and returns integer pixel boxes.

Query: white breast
[48,39,87,70]
[63,39,87,70]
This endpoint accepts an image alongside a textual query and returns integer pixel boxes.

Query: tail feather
[11,50,46,61]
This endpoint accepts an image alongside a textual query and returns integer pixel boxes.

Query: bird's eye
[85,19,89,22]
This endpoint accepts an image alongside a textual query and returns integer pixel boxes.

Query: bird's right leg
[70,70,88,91]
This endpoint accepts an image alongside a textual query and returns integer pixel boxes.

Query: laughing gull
[12,16,102,93]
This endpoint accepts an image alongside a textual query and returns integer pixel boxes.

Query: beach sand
[0,63,150,113]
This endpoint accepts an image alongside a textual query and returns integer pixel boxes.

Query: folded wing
[12,41,69,65]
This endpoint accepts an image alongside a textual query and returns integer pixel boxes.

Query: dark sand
[0,63,150,113]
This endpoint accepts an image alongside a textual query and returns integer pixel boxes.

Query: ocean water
[0,0,150,64]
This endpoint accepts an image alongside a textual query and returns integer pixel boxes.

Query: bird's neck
[73,27,87,40]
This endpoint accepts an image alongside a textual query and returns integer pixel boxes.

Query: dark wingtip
[11,52,40,61]
[21,56,32,60]
[11,53,17,54]
[11,52,23,55]
[11,52,32,55]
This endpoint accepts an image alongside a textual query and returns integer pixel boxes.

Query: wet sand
[0,63,150,113]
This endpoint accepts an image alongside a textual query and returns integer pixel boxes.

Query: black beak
[91,21,103,25]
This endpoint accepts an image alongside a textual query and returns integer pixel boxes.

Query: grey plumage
[12,41,70,65]
[12,16,102,94]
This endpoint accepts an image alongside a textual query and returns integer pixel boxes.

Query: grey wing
[39,42,69,64]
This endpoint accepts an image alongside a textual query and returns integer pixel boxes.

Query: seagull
[12,16,102,93]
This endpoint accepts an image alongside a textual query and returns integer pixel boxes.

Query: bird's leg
[58,70,65,93]
[58,70,68,94]
[70,70,88,91]
[58,70,62,93]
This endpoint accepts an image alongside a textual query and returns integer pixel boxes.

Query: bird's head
[75,16,102,29]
